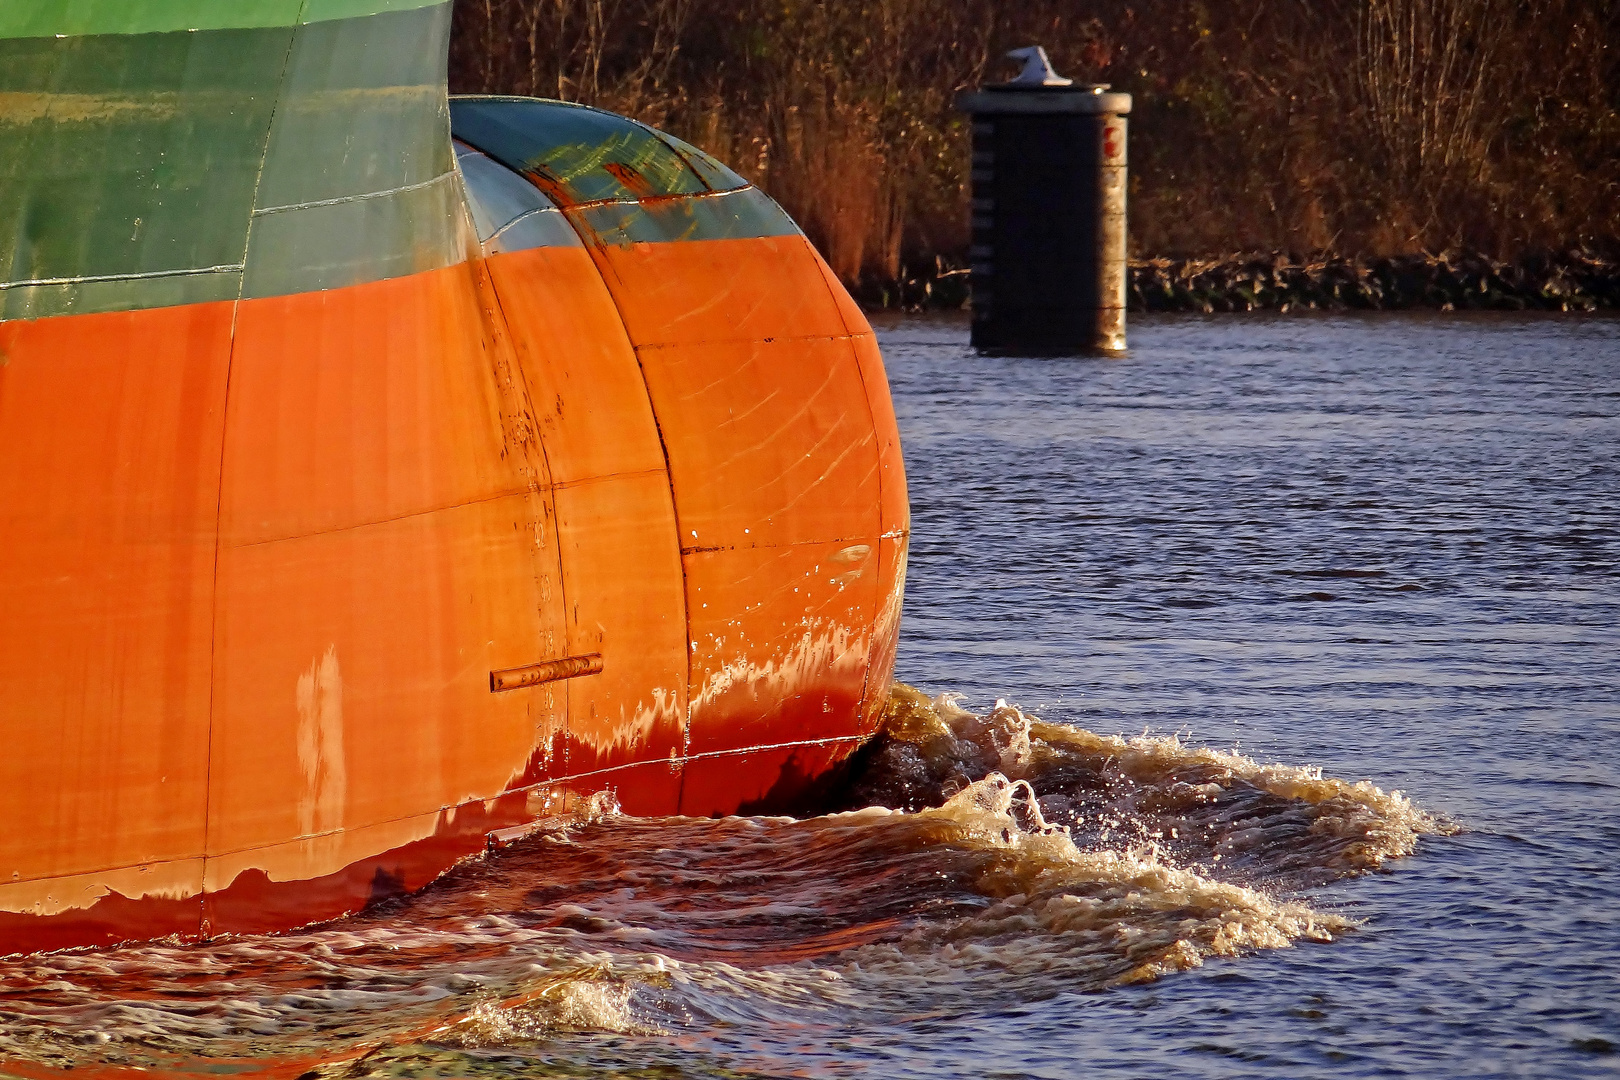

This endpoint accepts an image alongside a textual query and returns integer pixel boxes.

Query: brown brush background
[448,0,1619,293]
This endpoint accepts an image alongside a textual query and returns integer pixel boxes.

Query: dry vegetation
[449,0,1619,294]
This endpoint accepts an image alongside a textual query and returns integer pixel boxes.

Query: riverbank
[1130,251,1620,313]
[854,251,1620,313]
[451,0,1620,294]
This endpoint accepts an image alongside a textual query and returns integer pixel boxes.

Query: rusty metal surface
[491,654,605,693]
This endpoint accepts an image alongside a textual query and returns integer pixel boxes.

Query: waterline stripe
[555,734,868,786]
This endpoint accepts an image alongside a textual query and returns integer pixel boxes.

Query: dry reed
[448,0,1620,292]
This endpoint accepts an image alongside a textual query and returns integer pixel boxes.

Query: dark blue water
[2,312,1615,1078]
[888,312,1620,1077]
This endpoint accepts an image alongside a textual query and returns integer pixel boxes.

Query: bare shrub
[449,0,1620,283]
[1358,0,1505,185]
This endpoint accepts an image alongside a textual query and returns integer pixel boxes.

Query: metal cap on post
[957,48,1131,353]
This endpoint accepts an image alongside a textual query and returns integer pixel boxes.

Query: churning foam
[842,685,1448,888]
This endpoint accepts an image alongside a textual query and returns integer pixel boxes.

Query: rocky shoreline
[860,250,1620,313]
[1131,251,1620,313]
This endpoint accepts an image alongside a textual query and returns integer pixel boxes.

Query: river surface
[2,312,1617,1078]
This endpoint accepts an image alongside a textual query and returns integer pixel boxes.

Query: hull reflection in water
[0,685,1443,1077]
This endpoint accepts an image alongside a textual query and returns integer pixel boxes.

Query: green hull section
[0,12,810,322]
[0,0,445,39]
[571,189,798,247]
[449,98,796,247]
[0,0,458,320]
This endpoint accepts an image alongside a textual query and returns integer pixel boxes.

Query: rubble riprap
[1130,250,1620,313]
[862,250,1620,314]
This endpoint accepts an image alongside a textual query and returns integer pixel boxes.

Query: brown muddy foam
[0,685,1447,1073]
[838,685,1448,889]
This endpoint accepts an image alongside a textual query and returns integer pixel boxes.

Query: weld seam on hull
[635,332,852,352]
[534,184,761,214]
[251,171,455,217]
[543,194,698,782]
[487,206,566,247]
[0,856,209,897]
[490,652,604,693]
[196,5,306,908]
[0,265,246,291]
[549,466,666,493]
[680,533,884,556]
[228,483,550,550]
[829,324,894,726]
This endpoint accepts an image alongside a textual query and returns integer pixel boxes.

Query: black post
[958,52,1131,353]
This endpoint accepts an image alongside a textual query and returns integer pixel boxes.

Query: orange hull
[0,26,907,952]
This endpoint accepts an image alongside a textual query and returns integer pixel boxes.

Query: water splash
[838,685,1449,888]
